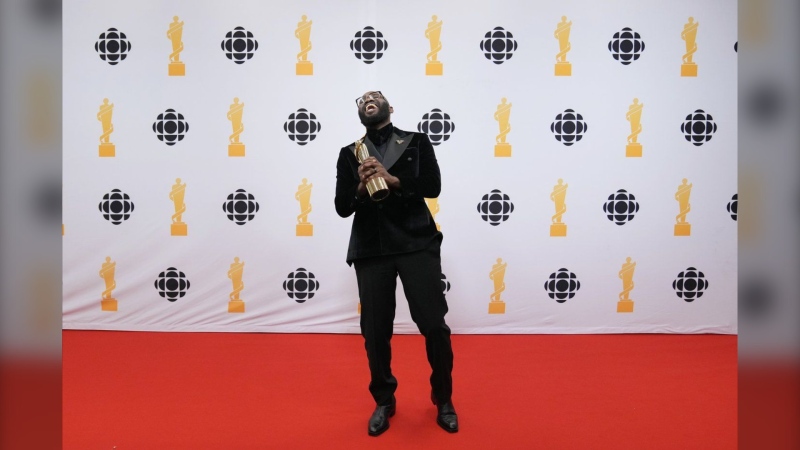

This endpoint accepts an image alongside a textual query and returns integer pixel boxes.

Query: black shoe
[367,397,396,436]
[435,401,459,433]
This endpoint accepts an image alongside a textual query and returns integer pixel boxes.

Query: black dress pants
[353,238,454,406]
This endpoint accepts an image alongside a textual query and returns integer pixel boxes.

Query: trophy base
[550,223,567,237]
[169,62,185,76]
[101,299,117,312]
[228,143,245,157]
[228,300,245,313]
[296,61,313,76]
[488,301,506,314]
[681,63,697,77]
[62,224,64,236]
[674,223,691,236]
[617,300,634,313]
[494,143,512,157]
[171,223,187,236]
[357,302,361,315]
[99,143,115,157]
[426,62,443,76]
[626,143,642,157]
[555,62,572,76]
[296,223,313,236]
[435,223,441,231]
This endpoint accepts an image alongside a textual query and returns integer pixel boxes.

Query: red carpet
[63,332,736,449]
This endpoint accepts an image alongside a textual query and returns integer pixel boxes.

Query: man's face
[357,91,392,127]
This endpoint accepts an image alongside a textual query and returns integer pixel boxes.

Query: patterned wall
[63,0,737,334]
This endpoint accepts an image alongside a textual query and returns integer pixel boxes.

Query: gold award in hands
[354,138,390,201]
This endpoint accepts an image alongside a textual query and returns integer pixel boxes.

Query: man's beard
[358,102,390,127]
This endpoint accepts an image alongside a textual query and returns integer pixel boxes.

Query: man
[335,91,458,436]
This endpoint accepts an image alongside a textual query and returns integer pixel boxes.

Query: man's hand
[358,157,401,191]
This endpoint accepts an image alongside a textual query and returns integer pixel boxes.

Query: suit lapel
[382,132,412,170]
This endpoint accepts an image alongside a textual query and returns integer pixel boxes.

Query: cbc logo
[152,109,189,146]
[681,109,717,146]
[154,267,191,302]
[551,109,588,146]
[673,267,709,302]
[608,27,645,65]
[479,27,518,65]
[284,109,322,146]
[283,268,320,303]
[544,268,581,303]
[441,273,451,296]
[603,189,639,225]
[417,109,455,146]
[222,189,260,225]
[99,189,134,225]
[477,189,515,226]
[727,194,737,221]
[350,26,388,64]
[221,26,259,64]
[95,28,131,65]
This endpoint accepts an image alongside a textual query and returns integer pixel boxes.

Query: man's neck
[367,119,392,131]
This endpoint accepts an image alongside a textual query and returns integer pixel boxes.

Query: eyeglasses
[355,91,383,107]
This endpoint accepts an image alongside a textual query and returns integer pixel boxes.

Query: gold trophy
[425,197,441,231]
[626,98,643,157]
[554,16,572,76]
[488,258,507,314]
[296,178,313,236]
[169,178,188,236]
[674,178,692,236]
[617,257,636,312]
[227,98,245,157]
[97,98,115,157]
[550,179,568,236]
[681,17,698,77]
[425,15,443,76]
[99,256,117,311]
[295,15,313,75]
[354,137,390,201]
[167,16,185,76]
[494,98,512,157]
[228,257,245,313]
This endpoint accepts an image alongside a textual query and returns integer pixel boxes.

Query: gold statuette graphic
[97,98,115,157]
[354,137,390,201]
[295,15,313,75]
[227,98,245,156]
[100,256,117,311]
[617,257,636,313]
[228,257,245,313]
[674,178,693,236]
[167,16,185,76]
[489,258,507,314]
[425,197,441,231]
[169,178,188,236]
[296,178,313,236]
[554,16,572,76]
[494,98,512,157]
[681,17,699,77]
[550,179,568,237]
[425,15,443,76]
[626,98,643,157]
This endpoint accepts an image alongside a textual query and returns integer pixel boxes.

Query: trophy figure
[295,15,313,75]
[354,137,390,201]
[626,98,643,157]
[99,256,117,311]
[227,98,245,157]
[554,16,572,76]
[425,197,441,231]
[617,257,636,313]
[296,178,313,236]
[550,179,568,237]
[167,16,185,76]
[169,178,188,236]
[228,257,245,313]
[425,15,443,76]
[97,98,115,157]
[674,178,692,236]
[681,17,699,77]
[488,258,507,314]
[494,98,512,157]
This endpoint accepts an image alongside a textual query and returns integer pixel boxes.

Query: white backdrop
[63,0,737,334]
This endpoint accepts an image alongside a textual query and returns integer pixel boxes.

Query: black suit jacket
[335,126,442,264]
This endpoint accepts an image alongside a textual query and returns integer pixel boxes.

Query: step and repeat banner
[63,0,737,334]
